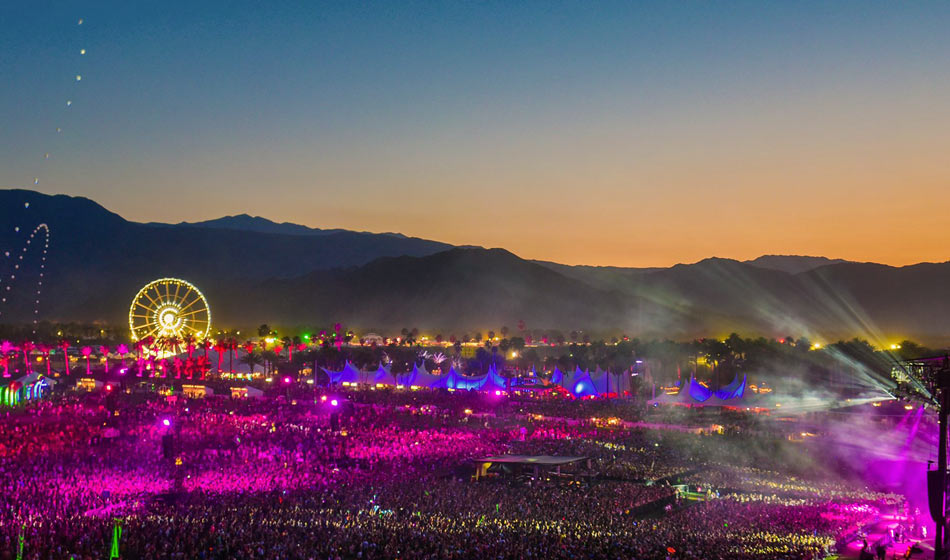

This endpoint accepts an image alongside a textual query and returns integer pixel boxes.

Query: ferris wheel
[129,278,211,345]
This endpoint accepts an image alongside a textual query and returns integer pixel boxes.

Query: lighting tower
[894,355,950,559]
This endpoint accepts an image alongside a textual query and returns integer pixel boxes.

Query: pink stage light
[330,399,339,407]
[162,418,171,427]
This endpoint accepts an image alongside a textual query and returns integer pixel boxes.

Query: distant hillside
[2,188,949,344]
[745,255,849,274]
[231,248,654,331]
[0,189,454,323]
[147,214,416,240]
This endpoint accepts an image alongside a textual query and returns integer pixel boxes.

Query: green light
[110,521,121,559]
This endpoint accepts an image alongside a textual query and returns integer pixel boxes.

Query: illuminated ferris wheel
[129,278,211,345]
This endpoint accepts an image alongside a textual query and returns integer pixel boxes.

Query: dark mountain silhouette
[229,248,659,333]
[744,255,849,274]
[2,188,949,344]
[0,189,453,323]
[146,214,416,240]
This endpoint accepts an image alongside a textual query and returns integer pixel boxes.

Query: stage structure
[892,355,950,559]
[129,278,211,353]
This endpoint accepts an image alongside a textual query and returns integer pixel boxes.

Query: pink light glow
[162,419,171,427]
[330,399,339,407]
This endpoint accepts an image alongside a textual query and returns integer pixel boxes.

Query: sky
[2,1,949,268]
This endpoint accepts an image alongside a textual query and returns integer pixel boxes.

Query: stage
[839,514,934,560]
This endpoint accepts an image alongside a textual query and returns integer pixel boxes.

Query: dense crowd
[0,388,905,559]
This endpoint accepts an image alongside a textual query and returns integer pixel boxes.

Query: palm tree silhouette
[240,350,263,376]
[21,341,35,375]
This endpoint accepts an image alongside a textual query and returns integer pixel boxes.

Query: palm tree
[59,339,70,375]
[116,344,129,374]
[81,346,92,376]
[184,335,197,360]
[1,341,12,378]
[240,351,263,376]
[21,341,35,375]
[99,345,110,374]
[228,338,237,374]
[271,345,284,376]
[164,336,181,358]
[39,344,52,376]
[214,339,226,373]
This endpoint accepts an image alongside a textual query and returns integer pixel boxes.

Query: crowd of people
[0,387,909,559]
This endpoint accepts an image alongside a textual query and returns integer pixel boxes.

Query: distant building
[361,333,385,346]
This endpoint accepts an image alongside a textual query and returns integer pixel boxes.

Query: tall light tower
[896,355,950,559]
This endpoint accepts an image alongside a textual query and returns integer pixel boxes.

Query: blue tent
[372,365,394,385]
[591,367,614,395]
[323,362,363,385]
[569,368,599,398]
[714,373,747,400]
[688,376,713,402]
[405,363,446,387]
[479,364,506,392]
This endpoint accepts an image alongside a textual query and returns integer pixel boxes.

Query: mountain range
[1,189,949,345]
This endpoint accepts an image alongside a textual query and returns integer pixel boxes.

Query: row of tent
[322,362,634,398]
[648,374,750,406]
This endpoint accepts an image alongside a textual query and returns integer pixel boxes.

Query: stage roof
[474,455,587,466]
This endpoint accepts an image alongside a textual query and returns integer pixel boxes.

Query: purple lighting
[162,419,171,427]
[330,399,339,407]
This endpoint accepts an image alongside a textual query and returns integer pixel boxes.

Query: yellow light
[890,344,901,350]
[463,409,473,415]
[265,377,273,383]
[265,337,275,344]
[811,343,822,350]
[905,404,914,410]
[320,395,327,402]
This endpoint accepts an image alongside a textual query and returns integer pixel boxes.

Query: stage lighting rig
[898,355,950,559]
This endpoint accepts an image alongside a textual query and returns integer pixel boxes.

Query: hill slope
[0,189,453,322]
[2,188,949,343]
